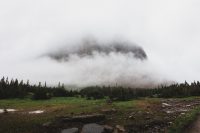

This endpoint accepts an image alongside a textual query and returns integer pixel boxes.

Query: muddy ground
[42,98,200,133]
[1,97,200,133]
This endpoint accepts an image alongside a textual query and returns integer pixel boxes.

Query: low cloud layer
[37,38,167,88]
[1,0,200,87]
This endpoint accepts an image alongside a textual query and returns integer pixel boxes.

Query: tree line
[1,76,200,101]
[0,77,78,100]
[80,81,200,100]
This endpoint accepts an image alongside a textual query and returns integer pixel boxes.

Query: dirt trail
[185,116,200,133]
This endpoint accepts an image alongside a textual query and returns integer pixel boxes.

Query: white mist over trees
[0,0,200,86]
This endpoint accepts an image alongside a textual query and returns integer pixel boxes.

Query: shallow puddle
[0,109,17,113]
[29,110,44,114]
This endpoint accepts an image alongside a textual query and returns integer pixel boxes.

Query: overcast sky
[0,0,200,87]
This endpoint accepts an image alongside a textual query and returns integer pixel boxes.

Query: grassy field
[0,97,199,133]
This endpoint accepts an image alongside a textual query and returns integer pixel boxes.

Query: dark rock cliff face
[45,39,147,61]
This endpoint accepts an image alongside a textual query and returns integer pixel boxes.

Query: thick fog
[0,0,200,87]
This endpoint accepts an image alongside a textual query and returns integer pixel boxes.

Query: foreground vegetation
[0,97,132,133]
[0,97,200,133]
[169,107,200,133]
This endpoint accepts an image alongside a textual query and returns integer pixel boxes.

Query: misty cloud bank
[36,38,167,88]
[1,0,200,87]
[46,38,147,61]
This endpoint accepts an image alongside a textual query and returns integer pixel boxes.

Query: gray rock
[81,123,104,133]
[116,125,125,132]
[101,108,117,114]
[104,125,114,133]
[42,122,52,127]
[62,114,105,123]
[61,128,78,133]
[162,103,171,108]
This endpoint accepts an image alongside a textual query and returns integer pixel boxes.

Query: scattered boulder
[101,108,117,114]
[81,123,104,133]
[145,116,151,120]
[104,125,114,133]
[168,122,173,125]
[165,110,174,114]
[162,103,171,108]
[61,128,78,133]
[128,115,135,119]
[106,99,113,104]
[116,125,125,133]
[62,114,105,123]
[186,104,191,107]
[42,122,52,127]
[152,94,159,98]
